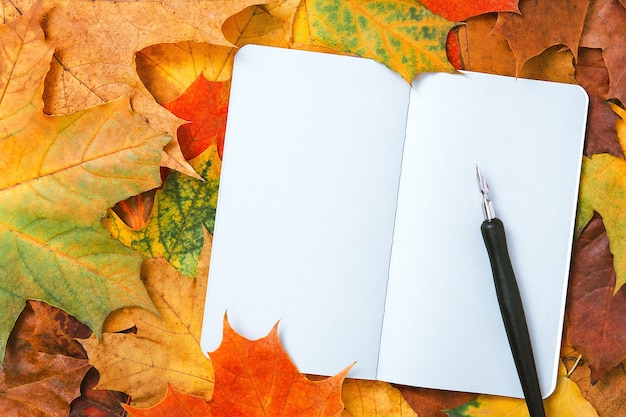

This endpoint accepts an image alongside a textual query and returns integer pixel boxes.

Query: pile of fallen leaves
[0,0,625,415]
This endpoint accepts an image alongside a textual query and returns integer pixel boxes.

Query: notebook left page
[200,45,410,378]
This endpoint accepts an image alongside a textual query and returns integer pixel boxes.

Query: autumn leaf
[396,386,477,417]
[137,42,235,105]
[79,236,214,407]
[136,0,303,105]
[125,318,351,417]
[0,2,167,362]
[492,0,589,73]
[420,0,519,21]
[444,361,598,417]
[69,368,131,417]
[105,144,220,277]
[580,0,626,106]
[1,0,261,135]
[341,380,418,417]
[576,153,626,293]
[567,214,626,382]
[294,0,456,82]
[162,75,230,160]
[1,302,90,417]
[222,0,302,47]
[575,48,622,157]
[450,13,576,83]
[566,347,626,417]
[105,75,224,277]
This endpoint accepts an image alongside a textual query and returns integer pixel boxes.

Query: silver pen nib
[476,165,496,221]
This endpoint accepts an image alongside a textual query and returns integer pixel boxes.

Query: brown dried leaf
[567,214,626,382]
[1,303,90,417]
[492,0,589,73]
[575,47,622,157]
[580,0,626,105]
[454,14,576,83]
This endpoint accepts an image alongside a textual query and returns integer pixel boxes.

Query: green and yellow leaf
[294,0,456,81]
[0,3,167,361]
[105,145,221,277]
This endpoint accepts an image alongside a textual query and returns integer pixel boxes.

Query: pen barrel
[481,219,546,417]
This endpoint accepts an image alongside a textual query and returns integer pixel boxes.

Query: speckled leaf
[104,145,220,277]
[0,3,166,362]
[295,0,456,81]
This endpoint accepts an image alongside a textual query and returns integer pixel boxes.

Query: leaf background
[0,0,625,416]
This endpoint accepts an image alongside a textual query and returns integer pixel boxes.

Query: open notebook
[200,45,588,398]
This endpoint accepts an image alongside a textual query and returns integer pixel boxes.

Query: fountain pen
[476,166,546,417]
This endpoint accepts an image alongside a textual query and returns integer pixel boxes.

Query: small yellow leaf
[342,379,418,417]
[445,361,598,417]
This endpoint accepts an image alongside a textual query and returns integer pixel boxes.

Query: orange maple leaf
[124,318,351,417]
[163,75,231,161]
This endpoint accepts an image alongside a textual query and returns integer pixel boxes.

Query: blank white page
[379,72,588,397]
[200,45,410,378]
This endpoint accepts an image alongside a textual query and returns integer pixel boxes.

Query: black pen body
[481,218,546,417]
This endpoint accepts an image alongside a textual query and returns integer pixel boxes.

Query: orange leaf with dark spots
[124,318,351,417]
[163,75,231,160]
[420,0,519,21]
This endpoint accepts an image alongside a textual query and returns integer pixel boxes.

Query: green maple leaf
[0,5,168,360]
[104,146,220,277]
[295,0,456,81]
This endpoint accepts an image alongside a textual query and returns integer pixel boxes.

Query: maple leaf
[124,317,351,417]
[104,145,220,277]
[79,240,214,407]
[396,386,477,417]
[575,48,622,157]
[492,0,590,74]
[0,3,167,362]
[69,368,131,417]
[104,76,223,277]
[1,301,90,416]
[293,0,456,82]
[576,154,626,294]
[580,0,626,106]
[444,361,598,417]
[162,75,230,160]
[341,380,418,417]
[2,0,261,135]
[135,0,305,106]
[567,214,626,382]
[420,0,519,21]
[450,13,576,83]
[222,0,302,47]
[566,346,626,417]
[137,42,235,105]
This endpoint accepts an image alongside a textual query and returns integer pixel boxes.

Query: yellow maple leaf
[79,233,214,407]
[136,0,302,104]
[2,0,262,136]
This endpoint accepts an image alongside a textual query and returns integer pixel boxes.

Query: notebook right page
[378,71,588,398]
